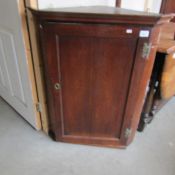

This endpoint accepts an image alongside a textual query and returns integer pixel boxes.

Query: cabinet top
[30,6,174,25]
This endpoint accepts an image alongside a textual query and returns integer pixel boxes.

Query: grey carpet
[0,97,175,175]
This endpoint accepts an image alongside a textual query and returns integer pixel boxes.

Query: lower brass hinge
[36,102,42,112]
[124,128,132,139]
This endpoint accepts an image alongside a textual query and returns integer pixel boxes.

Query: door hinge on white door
[36,102,42,112]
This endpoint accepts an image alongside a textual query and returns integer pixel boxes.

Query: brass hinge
[36,102,42,112]
[124,128,132,139]
[39,24,43,30]
[142,43,152,59]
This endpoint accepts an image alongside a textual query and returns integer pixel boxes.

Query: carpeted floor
[0,97,175,175]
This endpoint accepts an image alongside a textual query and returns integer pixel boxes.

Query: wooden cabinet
[31,6,173,148]
[160,0,175,22]
[161,0,175,13]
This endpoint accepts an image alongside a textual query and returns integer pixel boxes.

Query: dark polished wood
[160,0,175,13]
[30,6,173,148]
[138,22,175,132]
[160,0,175,22]
[115,0,121,7]
[30,6,168,25]
[137,0,175,131]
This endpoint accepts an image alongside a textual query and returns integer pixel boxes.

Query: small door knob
[54,83,61,90]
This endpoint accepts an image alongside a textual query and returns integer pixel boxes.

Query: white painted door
[0,0,40,129]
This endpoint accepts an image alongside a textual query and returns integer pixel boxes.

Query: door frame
[24,0,49,133]
[10,0,41,129]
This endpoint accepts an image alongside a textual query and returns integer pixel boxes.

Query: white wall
[121,0,162,13]
[38,0,162,13]
[148,0,162,13]
[38,0,116,9]
[121,0,145,11]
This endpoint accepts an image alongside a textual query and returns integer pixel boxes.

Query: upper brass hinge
[36,102,42,112]
[142,43,152,59]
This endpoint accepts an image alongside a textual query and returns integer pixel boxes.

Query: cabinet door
[41,23,139,147]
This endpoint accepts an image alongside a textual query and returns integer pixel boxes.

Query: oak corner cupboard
[30,6,173,148]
